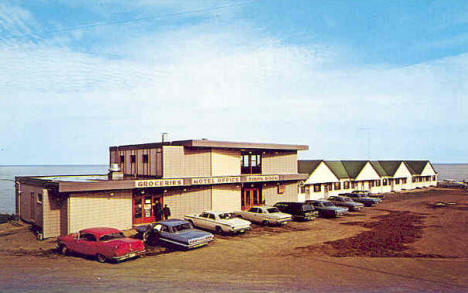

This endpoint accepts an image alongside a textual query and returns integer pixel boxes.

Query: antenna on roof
[162,132,168,145]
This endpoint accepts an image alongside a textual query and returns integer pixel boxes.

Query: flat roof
[33,175,108,183]
[110,139,308,151]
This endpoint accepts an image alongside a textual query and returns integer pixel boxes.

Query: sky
[0,0,467,164]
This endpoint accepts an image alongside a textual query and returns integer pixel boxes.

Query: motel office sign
[134,175,281,188]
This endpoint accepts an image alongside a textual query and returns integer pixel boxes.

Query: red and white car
[57,227,145,263]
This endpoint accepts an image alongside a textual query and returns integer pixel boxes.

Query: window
[334,182,341,190]
[208,214,215,220]
[376,180,381,187]
[402,178,407,184]
[351,182,356,189]
[432,175,436,181]
[37,193,43,204]
[370,181,375,187]
[80,233,96,242]
[313,184,321,192]
[344,181,350,189]
[412,177,416,183]
[131,155,136,163]
[395,178,400,184]
[299,185,306,193]
[383,179,388,186]
[142,154,148,163]
[241,152,262,174]
[120,155,125,163]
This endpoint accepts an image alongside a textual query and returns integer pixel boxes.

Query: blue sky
[0,0,467,164]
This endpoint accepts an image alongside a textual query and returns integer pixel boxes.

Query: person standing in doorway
[163,204,171,220]
[153,200,162,221]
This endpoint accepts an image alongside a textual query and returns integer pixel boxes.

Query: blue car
[136,219,214,249]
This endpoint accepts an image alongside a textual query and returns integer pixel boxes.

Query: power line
[2,0,254,41]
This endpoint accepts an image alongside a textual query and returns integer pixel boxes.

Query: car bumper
[112,250,145,261]
[230,226,251,234]
[275,218,292,225]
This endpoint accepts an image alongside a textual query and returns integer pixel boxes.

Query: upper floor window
[120,155,125,163]
[241,152,261,174]
[131,155,136,163]
[142,154,149,164]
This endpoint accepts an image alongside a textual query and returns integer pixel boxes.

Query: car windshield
[267,208,280,213]
[172,223,192,232]
[218,213,233,219]
[322,202,334,207]
[302,204,314,211]
[99,232,125,241]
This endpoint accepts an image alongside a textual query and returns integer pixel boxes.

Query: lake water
[0,165,107,214]
[0,164,467,214]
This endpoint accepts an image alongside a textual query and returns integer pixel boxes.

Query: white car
[184,211,251,234]
[236,206,292,226]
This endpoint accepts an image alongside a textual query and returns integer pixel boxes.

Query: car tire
[60,245,70,256]
[262,220,270,226]
[215,226,223,235]
[96,254,107,263]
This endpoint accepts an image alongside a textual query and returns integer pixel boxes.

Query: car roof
[79,227,122,238]
[202,210,232,214]
[158,219,189,227]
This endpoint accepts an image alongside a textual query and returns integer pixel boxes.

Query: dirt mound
[294,210,456,258]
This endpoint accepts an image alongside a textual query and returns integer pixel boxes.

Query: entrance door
[241,188,261,210]
[133,193,163,225]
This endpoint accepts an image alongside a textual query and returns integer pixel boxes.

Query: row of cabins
[15,138,438,239]
[298,160,438,201]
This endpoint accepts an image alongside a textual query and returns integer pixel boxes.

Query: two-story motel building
[15,139,308,239]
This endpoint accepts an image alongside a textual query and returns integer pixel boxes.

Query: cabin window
[402,178,407,184]
[313,184,321,192]
[432,175,436,181]
[383,179,388,186]
[299,185,306,193]
[395,178,400,184]
[334,182,341,190]
[344,181,350,189]
[351,182,356,188]
[376,180,381,186]
[142,154,148,163]
[80,233,96,242]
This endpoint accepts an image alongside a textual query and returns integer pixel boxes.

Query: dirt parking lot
[0,188,467,292]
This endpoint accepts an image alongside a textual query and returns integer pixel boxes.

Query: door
[133,193,163,225]
[241,188,261,210]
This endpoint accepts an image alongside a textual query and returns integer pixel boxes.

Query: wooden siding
[163,187,211,219]
[110,147,162,177]
[162,146,211,178]
[68,190,132,234]
[18,184,44,226]
[262,151,298,174]
[262,182,298,205]
[211,149,241,176]
[211,186,241,211]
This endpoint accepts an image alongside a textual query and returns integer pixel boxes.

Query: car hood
[266,212,292,219]
[169,229,213,243]
[219,218,251,226]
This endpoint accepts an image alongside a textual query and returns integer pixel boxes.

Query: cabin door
[241,187,261,210]
[133,192,163,225]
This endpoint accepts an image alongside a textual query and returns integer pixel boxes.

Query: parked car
[136,219,214,249]
[273,202,318,221]
[184,210,251,234]
[352,190,385,199]
[327,195,364,211]
[57,227,145,263]
[236,206,292,226]
[305,200,349,218]
[340,193,381,207]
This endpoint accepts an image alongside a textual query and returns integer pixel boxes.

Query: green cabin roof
[324,161,351,179]
[298,160,322,175]
[341,160,369,178]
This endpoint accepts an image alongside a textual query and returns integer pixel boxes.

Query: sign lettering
[135,179,184,188]
[245,175,280,182]
[191,176,241,185]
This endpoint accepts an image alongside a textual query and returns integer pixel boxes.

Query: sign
[135,179,184,188]
[192,176,241,185]
[245,175,280,182]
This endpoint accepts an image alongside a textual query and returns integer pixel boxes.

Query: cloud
[0,3,466,164]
